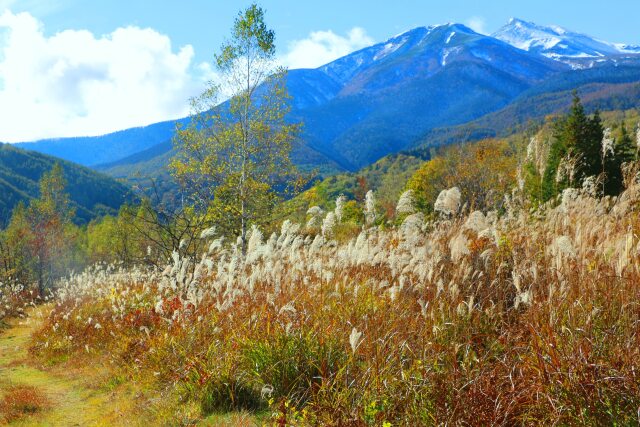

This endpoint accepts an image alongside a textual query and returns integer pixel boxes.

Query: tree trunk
[37,256,45,298]
[241,199,247,256]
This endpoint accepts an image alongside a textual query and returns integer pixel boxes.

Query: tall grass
[30,179,640,424]
[0,283,45,328]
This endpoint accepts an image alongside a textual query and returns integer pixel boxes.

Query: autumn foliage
[28,175,640,424]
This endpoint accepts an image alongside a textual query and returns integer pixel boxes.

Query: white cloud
[281,27,374,69]
[0,10,374,142]
[0,10,206,142]
[466,16,487,35]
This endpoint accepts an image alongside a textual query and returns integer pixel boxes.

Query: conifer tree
[541,137,567,201]
[616,122,636,164]
[584,110,605,179]
[603,122,637,194]
[541,93,604,200]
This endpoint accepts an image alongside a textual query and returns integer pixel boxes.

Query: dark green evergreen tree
[616,122,636,164]
[542,93,605,201]
[541,136,567,201]
[584,110,605,179]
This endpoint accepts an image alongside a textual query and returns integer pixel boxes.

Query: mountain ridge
[11,18,640,182]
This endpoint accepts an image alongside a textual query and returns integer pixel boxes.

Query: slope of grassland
[17,175,640,425]
[1,307,263,426]
[0,306,144,426]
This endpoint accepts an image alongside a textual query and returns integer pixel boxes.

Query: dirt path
[0,306,138,426]
[0,307,261,426]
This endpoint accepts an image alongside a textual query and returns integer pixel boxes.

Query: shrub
[0,385,50,423]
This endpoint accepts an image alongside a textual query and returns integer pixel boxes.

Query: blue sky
[12,0,640,63]
[0,0,639,141]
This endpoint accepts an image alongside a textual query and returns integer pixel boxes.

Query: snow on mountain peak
[496,19,567,51]
[320,22,484,80]
[318,18,637,85]
[373,38,407,61]
[494,18,640,60]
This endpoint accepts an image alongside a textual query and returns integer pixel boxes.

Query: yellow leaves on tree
[407,139,518,213]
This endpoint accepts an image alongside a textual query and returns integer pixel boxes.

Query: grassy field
[1,307,269,426]
[1,177,633,425]
[0,305,144,425]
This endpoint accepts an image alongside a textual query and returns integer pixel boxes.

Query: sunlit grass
[22,180,640,424]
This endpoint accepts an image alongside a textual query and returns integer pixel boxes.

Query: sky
[0,0,639,142]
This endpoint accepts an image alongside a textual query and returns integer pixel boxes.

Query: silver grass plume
[364,190,376,226]
[556,154,580,185]
[581,176,599,198]
[601,128,615,159]
[464,211,489,234]
[306,206,324,229]
[526,136,549,177]
[247,225,263,254]
[322,212,337,238]
[434,187,461,217]
[200,226,217,240]
[400,213,424,246]
[208,237,224,254]
[307,206,324,217]
[349,327,363,354]
[396,190,416,215]
[335,194,347,223]
[552,235,576,258]
[516,165,525,191]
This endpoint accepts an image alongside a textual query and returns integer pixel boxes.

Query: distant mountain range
[14,18,640,188]
[15,120,182,168]
[0,143,135,225]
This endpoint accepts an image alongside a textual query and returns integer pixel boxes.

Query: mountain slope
[409,64,640,153]
[0,144,135,225]
[14,119,184,167]
[290,23,565,169]
[15,23,565,173]
[12,20,640,183]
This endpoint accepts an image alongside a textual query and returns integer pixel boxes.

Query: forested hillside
[411,75,640,154]
[0,143,134,225]
[14,120,181,167]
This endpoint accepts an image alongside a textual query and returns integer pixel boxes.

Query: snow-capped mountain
[20,23,566,170]
[318,24,474,85]
[316,23,562,93]
[18,19,640,176]
[493,18,640,61]
[283,23,567,168]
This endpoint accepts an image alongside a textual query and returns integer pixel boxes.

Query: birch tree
[171,4,301,254]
